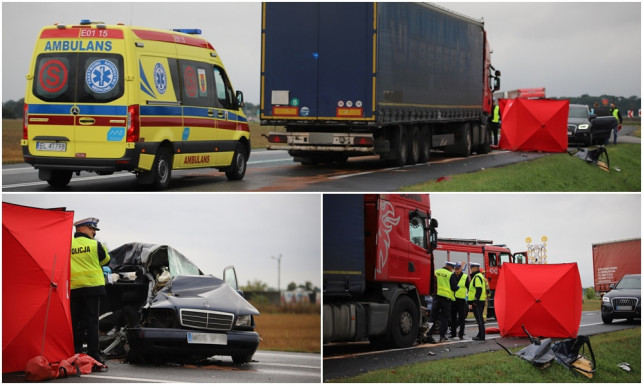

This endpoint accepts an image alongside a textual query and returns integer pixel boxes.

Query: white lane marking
[83,374,175,383]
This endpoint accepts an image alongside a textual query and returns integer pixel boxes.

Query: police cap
[446,261,457,268]
[470,262,481,268]
[74,217,100,231]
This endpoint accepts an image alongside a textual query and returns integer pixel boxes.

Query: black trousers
[471,300,486,339]
[429,295,452,337]
[449,298,467,337]
[70,294,101,359]
[490,122,499,145]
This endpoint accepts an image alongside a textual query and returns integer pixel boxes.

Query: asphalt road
[2,149,547,192]
[323,310,640,381]
[3,125,638,192]
[3,350,321,383]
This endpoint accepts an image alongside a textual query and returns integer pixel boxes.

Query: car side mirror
[236,90,245,108]
[589,113,596,121]
[609,283,615,290]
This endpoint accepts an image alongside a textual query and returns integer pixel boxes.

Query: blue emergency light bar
[173,28,202,35]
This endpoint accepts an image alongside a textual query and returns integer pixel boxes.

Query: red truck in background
[435,238,528,319]
[323,194,438,348]
[593,238,641,295]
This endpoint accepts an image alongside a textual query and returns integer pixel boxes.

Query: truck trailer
[323,194,438,348]
[593,238,641,295]
[261,2,501,165]
[434,238,527,319]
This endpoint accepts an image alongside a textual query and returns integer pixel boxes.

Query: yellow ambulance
[22,20,250,189]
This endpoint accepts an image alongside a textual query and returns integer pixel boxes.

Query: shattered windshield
[616,275,641,290]
[167,247,201,277]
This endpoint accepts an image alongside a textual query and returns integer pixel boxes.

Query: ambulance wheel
[389,295,418,348]
[151,146,172,189]
[225,144,247,181]
[46,170,72,188]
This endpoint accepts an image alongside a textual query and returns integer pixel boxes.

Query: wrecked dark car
[99,243,260,364]
[601,274,641,324]
[567,104,613,146]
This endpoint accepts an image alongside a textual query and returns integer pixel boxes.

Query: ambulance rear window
[33,53,124,103]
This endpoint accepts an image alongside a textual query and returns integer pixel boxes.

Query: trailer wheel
[389,295,418,348]
[391,127,408,167]
[407,126,420,165]
[417,126,431,163]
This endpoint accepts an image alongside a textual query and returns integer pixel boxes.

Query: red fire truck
[435,238,527,319]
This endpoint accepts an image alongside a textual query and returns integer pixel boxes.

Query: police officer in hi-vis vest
[468,262,487,341]
[427,261,460,343]
[70,217,111,362]
[449,262,470,340]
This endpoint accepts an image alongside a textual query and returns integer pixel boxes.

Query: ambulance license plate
[186,332,227,345]
[616,306,633,311]
[36,142,66,152]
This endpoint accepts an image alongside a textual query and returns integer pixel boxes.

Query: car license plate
[186,332,227,345]
[615,306,633,311]
[36,142,67,152]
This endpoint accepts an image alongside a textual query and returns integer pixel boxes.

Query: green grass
[404,143,640,192]
[332,328,640,383]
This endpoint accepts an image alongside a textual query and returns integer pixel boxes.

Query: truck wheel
[225,144,248,180]
[391,127,408,167]
[477,125,491,154]
[407,126,420,165]
[46,170,73,188]
[456,123,472,157]
[389,296,418,348]
[417,126,431,163]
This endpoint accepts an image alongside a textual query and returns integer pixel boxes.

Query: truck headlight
[578,124,590,130]
[602,296,610,303]
[235,314,252,327]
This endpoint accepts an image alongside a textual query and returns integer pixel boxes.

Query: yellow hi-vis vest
[435,267,455,301]
[468,272,487,301]
[454,273,468,299]
[71,236,110,290]
[492,105,500,123]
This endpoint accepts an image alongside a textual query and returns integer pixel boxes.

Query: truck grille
[180,309,234,331]
[610,297,639,311]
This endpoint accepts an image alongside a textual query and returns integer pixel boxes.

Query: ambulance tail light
[126,105,140,142]
[23,103,29,140]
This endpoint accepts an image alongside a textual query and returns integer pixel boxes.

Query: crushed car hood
[151,275,259,316]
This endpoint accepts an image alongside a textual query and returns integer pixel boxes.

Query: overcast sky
[430,194,641,288]
[2,2,640,104]
[2,194,322,291]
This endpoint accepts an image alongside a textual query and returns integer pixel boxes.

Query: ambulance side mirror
[236,90,245,108]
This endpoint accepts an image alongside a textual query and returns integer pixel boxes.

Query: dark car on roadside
[567,104,614,146]
[99,243,260,364]
[601,274,641,324]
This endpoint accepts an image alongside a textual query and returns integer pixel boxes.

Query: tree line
[4,95,639,120]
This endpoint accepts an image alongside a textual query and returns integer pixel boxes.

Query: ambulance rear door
[28,26,130,161]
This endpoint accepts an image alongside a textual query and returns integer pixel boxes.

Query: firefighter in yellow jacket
[70,217,110,363]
